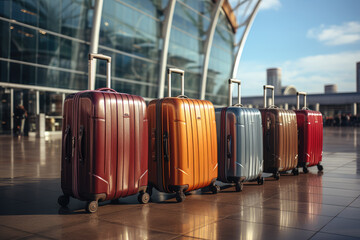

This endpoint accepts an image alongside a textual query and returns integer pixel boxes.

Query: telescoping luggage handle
[228,79,242,107]
[167,68,186,98]
[263,85,275,108]
[297,91,307,110]
[88,53,111,89]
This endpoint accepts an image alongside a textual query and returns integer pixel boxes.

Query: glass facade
[0,0,236,134]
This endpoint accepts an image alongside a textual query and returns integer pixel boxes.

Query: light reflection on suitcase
[215,79,264,192]
[58,54,149,213]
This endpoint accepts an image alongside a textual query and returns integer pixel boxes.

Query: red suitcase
[58,53,149,213]
[295,92,323,173]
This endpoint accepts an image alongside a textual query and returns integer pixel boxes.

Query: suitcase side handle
[163,132,169,162]
[227,135,232,158]
[63,125,72,163]
[88,53,111,89]
[228,79,242,107]
[263,85,275,108]
[167,68,185,97]
[296,91,307,110]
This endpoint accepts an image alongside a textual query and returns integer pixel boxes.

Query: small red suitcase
[58,53,149,213]
[295,92,323,173]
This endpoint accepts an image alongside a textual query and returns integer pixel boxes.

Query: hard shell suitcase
[58,53,149,213]
[295,92,323,173]
[147,68,219,202]
[215,79,264,192]
[260,85,299,180]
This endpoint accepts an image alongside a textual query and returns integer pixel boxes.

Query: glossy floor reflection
[1,128,360,239]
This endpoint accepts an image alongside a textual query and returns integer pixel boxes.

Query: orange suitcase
[147,68,219,202]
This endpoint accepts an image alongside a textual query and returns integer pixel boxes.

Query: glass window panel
[10,25,37,63]
[38,0,61,33]
[0,20,10,58]
[22,64,36,85]
[59,38,89,72]
[101,0,161,60]
[38,32,60,66]
[0,61,9,83]
[9,62,21,83]
[0,0,11,18]
[11,0,38,27]
[61,0,92,41]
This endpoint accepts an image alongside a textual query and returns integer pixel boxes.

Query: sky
[236,0,360,96]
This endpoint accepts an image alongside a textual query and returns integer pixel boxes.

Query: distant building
[267,68,282,95]
[325,84,338,94]
[357,62,360,93]
[281,85,297,95]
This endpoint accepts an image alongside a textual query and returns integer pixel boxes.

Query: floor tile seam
[100,217,218,236]
[312,194,360,236]
[228,204,340,219]
[19,232,58,240]
[179,216,229,237]
[34,217,94,235]
[0,223,36,236]
[286,190,360,198]
[315,231,360,240]
[253,204,345,218]
[223,217,319,233]
[273,196,356,206]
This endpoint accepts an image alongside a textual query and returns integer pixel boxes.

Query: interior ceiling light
[20,9,37,16]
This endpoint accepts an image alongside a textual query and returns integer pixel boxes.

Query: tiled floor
[1,127,360,239]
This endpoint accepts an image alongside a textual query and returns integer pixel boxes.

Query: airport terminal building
[0,0,261,135]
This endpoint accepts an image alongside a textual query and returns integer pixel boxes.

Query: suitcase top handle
[263,85,275,108]
[167,68,185,98]
[297,91,307,110]
[228,79,242,107]
[88,53,111,89]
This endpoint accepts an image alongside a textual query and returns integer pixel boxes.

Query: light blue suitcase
[215,79,264,191]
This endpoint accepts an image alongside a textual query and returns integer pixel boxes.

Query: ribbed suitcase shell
[260,108,298,175]
[295,110,323,168]
[61,90,148,203]
[148,98,218,193]
[215,107,263,183]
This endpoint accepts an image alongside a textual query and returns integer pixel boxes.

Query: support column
[36,91,40,115]
[315,103,320,112]
[352,103,357,116]
[158,0,176,98]
[89,0,104,90]
[284,103,288,110]
[200,0,224,100]
[231,0,262,78]
[10,88,13,131]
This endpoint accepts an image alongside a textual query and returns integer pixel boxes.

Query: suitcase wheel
[57,195,70,207]
[176,191,186,202]
[138,192,150,204]
[303,166,309,174]
[317,164,324,172]
[274,172,280,180]
[235,182,243,192]
[257,177,264,185]
[86,201,98,213]
[210,185,220,194]
[292,168,299,176]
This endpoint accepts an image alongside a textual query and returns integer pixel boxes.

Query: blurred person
[14,105,27,136]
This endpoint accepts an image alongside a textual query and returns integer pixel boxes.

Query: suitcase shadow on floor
[0,178,78,215]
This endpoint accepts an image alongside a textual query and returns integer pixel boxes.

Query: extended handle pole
[167,68,185,97]
[263,85,274,108]
[228,79,241,107]
[297,91,307,109]
[88,53,111,89]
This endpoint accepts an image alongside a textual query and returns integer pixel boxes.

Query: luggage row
[58,54,323,213]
